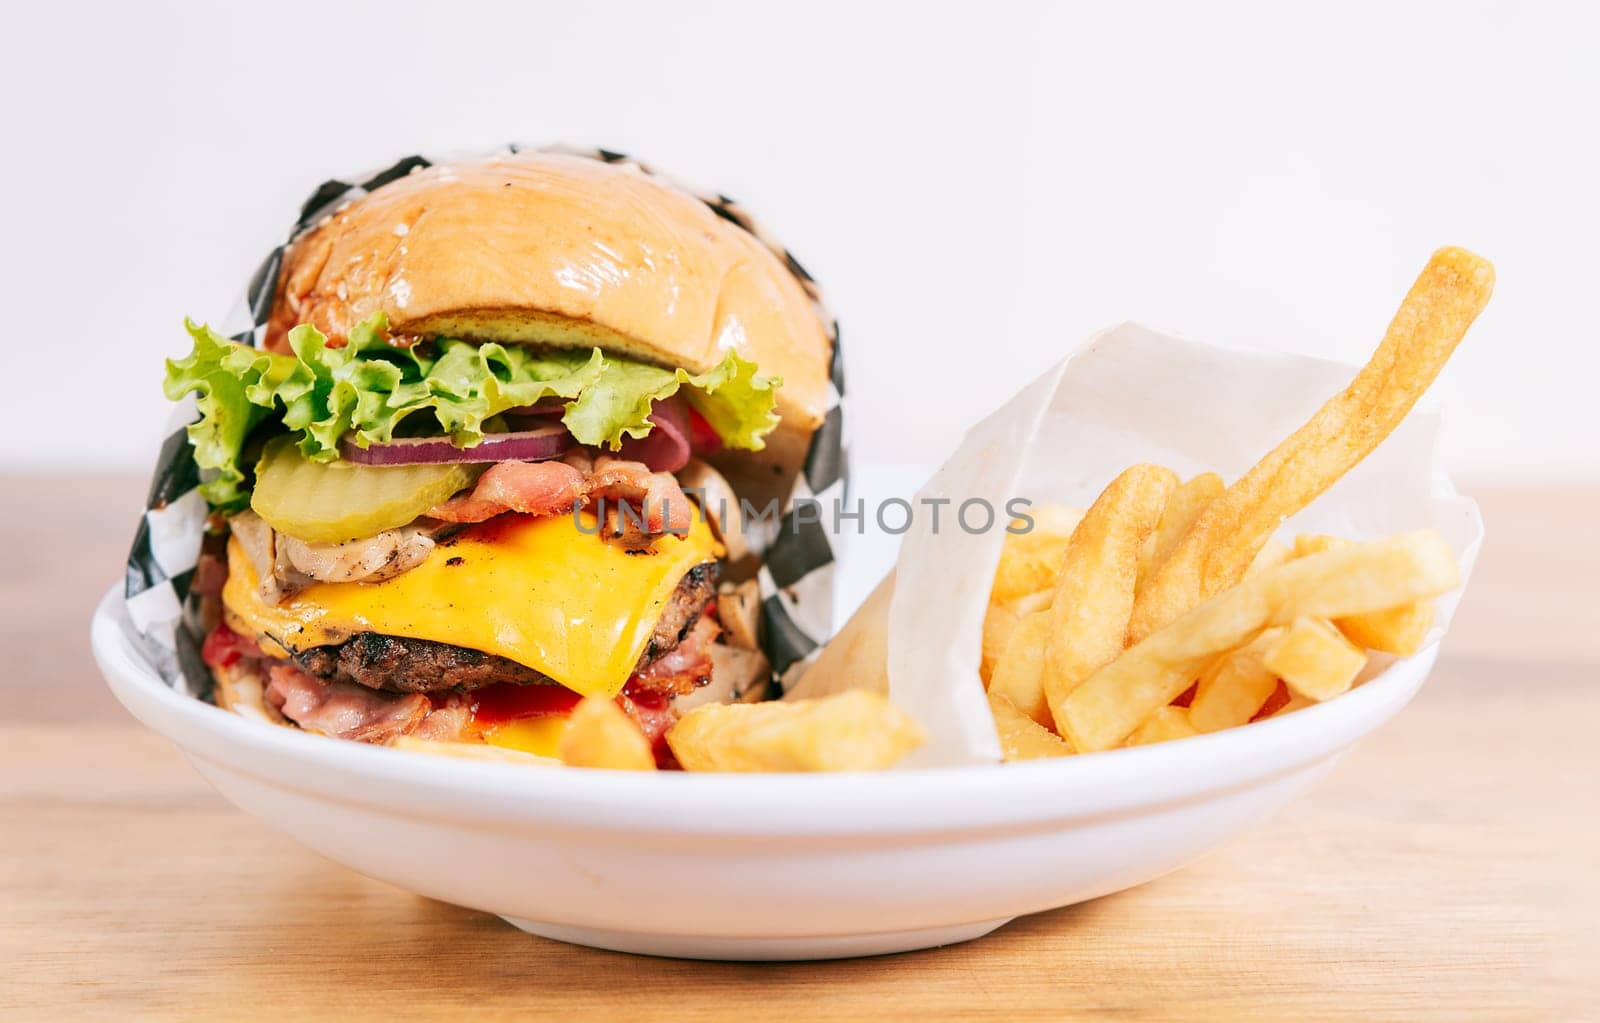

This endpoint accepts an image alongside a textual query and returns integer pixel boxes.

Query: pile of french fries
[552,689,925,772]
[982,247,1494,759]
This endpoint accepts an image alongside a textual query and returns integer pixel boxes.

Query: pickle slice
[251,436,484,544]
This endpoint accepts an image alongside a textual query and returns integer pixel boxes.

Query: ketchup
[471,682,582,727]
[201,624,252,669]
[469,675,685,769]
[620,682,682,769]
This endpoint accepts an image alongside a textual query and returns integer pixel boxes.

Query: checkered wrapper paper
[123,145,847,701]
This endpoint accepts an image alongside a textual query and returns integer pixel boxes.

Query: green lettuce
[164,315,782,511]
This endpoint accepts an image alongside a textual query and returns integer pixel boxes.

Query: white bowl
[91,585,1436,961]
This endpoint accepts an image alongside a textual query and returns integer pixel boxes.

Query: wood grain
[3,475,1596,1020]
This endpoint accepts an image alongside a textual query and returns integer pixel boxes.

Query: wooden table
[4,475,1596,1020]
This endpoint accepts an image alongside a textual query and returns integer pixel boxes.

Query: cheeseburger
[163,152,832,765]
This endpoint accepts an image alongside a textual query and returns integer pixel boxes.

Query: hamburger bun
[266,151,833,444]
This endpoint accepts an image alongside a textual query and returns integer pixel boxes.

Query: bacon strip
[426,454,692,537]
[590,456,694,535]
[263,662,467,744]
[428,460,588,524]
[627,614,719,698]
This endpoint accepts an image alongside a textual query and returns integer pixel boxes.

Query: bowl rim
[91,584,1432,838]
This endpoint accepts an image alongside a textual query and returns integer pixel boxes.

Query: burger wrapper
[791,323,1484,768]
[123,146,846,700]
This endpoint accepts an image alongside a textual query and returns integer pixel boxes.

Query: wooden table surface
[4,475,1596,1021]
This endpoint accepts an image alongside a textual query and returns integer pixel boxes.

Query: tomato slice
[687,408,722,456]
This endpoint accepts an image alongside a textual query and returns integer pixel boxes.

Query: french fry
[989,505,1085,604]
[987,691,1074,761]
[990,465,1177,727]
[1137,472,1224,592]
[981,505,1082,687]
[1056,530,1459,751]
[980,590,1050,687]
[1263,617,1368,701]
[1127,248,1494,642]
[1188,627,1285,733]
[1295,533,1436,655]
[987,611,1053,720]
[667,690,924,772]
[1244,538,1292,579]
[979,600,1018,687]
[558,695,656,771]
[1125,706,1199,747]
[1338,603,1434,657]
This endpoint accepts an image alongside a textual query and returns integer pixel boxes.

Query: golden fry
[991,465,1177,728]
[667,690,924,772]
[989,505,1084,604]
[988,691,1074,761]
[980,590,1050,686]
[1338,602,1434,657]
[1042,464,1177,728]
[1189,627,1284,733]
[1127,247,1494,642]
[1125,706,1199,747]
[1263,617,1368,701]
[988,610,1054,722]
[1294,534,1435,654]
[558,695,656,771]
[1244,538,1293,579]
[1137,472,1224,592]
[1057,530,1459,752]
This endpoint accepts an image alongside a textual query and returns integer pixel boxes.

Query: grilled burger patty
[292,562,717,694]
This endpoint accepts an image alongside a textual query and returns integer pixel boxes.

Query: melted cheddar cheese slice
[484,716,571,758]
[222,511,721,698]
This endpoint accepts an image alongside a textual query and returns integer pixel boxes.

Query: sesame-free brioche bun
[265,152,833,441]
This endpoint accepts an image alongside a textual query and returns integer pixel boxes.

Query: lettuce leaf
[163,315,782,510]
[163,323,304,510]
[563,347,782,452]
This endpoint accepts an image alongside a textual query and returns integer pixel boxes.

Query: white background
[4,1,1596,482]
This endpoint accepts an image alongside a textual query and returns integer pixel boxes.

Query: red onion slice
[618,396,692,472]
[339,425,572,466]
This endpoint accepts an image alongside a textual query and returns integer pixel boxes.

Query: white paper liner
[800,322,1483,768]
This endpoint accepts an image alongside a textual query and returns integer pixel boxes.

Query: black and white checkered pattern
[124,145,845,698]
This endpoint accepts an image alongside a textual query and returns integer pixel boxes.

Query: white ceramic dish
[92,586,1436,961]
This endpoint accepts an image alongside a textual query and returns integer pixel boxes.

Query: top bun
[265,152,833,433]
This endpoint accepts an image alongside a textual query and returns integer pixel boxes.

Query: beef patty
[294,562,717,694]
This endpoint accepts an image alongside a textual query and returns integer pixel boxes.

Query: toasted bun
[266,152,833,438]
